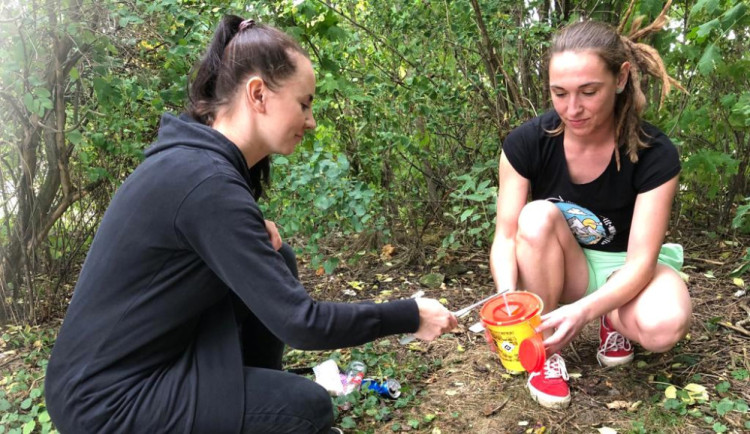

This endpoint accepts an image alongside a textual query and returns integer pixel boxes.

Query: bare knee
[516,200,562,247]
[637,309,692,353]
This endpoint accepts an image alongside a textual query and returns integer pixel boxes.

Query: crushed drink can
[362,378,401,399]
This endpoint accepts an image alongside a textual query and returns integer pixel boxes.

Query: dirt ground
[300,233,750,433]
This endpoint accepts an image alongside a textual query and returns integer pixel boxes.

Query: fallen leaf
[664,383,708,405]
[482,403,496,417]
[606,400,632,410]
[456,344,465,353]
[733,277,745,288]
[419,273,444,289]
[347,281,364,290]
[316,267,325,276]
[665,385,677,399]
[408,343,425,352]
[684,383,709,403]
[445,390,458,396]
[380,244,395,260]
[628,401,642,412]
[597,428,617,434]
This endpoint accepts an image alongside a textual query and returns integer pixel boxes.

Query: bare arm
[575,175,678,321]
[490,152,530,292]
[539,175,680,353]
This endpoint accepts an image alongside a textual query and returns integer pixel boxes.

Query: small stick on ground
[718,321,750,337]
[483,397,510,417]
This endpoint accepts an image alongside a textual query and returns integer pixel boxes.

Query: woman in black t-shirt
[489,7,692,409]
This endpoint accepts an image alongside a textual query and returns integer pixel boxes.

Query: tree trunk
[0,0,96,323]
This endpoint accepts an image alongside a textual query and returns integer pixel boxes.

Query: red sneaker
[527,353,571,408]
[597,315,634,367]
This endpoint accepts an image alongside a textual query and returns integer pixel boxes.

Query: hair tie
[239,19,255,32]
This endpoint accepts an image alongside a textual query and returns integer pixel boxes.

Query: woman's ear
[617,61,630,89]
[245,76,266,113]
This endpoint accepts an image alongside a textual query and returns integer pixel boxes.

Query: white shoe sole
[597,352,634,367]
[527,384,571,409]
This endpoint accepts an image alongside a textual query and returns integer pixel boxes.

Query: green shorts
[584,243,684,296]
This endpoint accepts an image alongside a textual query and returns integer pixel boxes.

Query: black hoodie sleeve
[174,172,419,350]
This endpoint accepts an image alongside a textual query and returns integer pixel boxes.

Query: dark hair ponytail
[187,15,309,199]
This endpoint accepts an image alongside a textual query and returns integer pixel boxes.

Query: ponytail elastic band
[239,19,256,32]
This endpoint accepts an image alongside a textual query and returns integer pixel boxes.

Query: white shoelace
[542,353,569,381]
[598,330,633,361]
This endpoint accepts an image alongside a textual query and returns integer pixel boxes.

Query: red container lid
[519,336,546,372]
[479,292,543,326]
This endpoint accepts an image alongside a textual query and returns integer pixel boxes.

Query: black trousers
[239,243,334,433]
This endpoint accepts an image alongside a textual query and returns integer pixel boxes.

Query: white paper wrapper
[469,321,485,334]
[313,359,344,396]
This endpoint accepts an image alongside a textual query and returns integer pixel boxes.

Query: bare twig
[483,396,509,417]
[718,321,750,338]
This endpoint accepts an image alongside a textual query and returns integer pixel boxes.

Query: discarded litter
[362,378,401,398]
[342,360,367,395]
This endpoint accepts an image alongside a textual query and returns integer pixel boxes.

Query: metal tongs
[399,288,512,345]
[452,289,510,318]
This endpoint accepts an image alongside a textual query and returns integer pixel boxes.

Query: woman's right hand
[536,302,589,356]
[413,298,458,341]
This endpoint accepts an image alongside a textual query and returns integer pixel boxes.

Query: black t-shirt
[502,111,680,252]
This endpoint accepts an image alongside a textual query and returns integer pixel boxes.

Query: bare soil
[299,232,750,433]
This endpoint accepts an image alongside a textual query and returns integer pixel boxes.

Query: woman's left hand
[536,303,589,356]
[264,220,283,251]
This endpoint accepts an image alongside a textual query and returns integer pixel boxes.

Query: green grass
[282,338,445,433]
[637,371,750,433]
[0,325,58,434]
[0,324,441,434]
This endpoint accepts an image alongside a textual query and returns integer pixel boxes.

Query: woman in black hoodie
[45,15,457,434]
